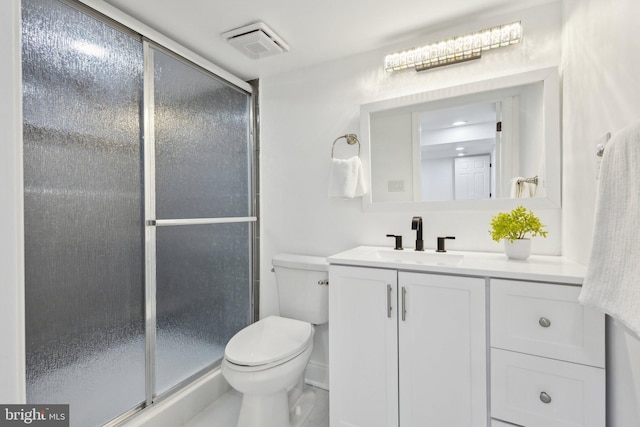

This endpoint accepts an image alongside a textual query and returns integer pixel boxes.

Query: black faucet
[436,236,456,252]
[386,234,403,250]
[411,217,424,251]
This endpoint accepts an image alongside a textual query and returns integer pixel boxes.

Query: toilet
[222,253,329,427]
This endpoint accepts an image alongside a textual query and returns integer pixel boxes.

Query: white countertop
[328,246,586,285]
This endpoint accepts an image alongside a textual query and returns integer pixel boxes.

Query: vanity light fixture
[456,147,465,151]
[384,21,522,72]
[452,121,468,126]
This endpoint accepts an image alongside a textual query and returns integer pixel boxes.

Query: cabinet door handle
[539,391,552,404]
[387,284,392,318]
[401,287,407,321]
[539,317,551,328]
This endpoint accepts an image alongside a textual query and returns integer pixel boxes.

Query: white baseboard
[305,361,329,391]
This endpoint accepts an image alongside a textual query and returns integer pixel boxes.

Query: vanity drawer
[490,279,605,367]
[491,349,605,427]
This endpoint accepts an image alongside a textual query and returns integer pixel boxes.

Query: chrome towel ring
[331,134,360,158]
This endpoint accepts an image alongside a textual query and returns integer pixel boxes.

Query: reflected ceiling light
[456,147,464,151]
[452,121,468,126]
[458,153,465,156]
[384,21,522,73]
[72,41,107,58]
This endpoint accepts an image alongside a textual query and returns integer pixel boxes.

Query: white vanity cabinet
[328,247,606,427]
[329,265,487,427]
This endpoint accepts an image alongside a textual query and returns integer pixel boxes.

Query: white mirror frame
[360,66,560,212]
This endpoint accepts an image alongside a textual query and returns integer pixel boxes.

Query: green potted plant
[489,205,548,260]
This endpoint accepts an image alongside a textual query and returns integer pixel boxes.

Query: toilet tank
[272,253,329,325]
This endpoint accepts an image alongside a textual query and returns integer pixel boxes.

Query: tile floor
[184,385,329,427]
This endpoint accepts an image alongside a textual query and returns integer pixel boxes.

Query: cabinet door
[398,272,487,427]
[329,266,399,427]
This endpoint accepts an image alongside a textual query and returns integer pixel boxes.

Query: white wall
[518,82,544,180]
[370,112,414,202]
[260,2,562,378]
[561,0,640,425]
[422,158,454,201]
[0,0,26,404]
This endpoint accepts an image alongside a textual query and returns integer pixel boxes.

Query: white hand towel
[523,181,537,198]
[509,177,536,198]
[329,156,366,198]
[580,121,640,339]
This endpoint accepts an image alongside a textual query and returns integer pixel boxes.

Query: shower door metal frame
[142,41,157,407]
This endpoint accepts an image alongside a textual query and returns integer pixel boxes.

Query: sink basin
[373,249,464,266]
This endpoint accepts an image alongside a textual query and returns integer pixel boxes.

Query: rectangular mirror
[360,67,560,211]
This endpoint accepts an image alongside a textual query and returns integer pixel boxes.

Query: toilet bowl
[222,254,329,427]
[222,316,315,427]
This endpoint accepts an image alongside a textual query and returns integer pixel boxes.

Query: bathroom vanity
[327,246,605,427]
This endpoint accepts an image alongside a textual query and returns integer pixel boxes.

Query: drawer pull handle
[540,392,552,404]
[538,317,551,328]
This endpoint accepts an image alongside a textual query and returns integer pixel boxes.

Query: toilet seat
[225,316,313,371]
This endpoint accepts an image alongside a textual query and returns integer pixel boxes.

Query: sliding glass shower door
[149,46,253,396]
[22,0,146,425]
[22,0,254,425]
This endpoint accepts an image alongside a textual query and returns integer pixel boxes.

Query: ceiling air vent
[222,22,289,59]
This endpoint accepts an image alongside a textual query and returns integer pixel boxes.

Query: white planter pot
[504,238,531,260]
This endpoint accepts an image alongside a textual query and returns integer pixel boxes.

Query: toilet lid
[225,316,313,367]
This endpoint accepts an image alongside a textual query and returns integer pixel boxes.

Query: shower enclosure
[22,0,255,425]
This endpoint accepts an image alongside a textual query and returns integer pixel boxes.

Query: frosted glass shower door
[22,0,145,425]
[149,46,253,395]
[23,0,255,422]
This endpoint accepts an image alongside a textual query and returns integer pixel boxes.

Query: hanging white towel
[509,177,537,198]
[329,156,366,198]
[580,121,640,339]
[524,181,537,197]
